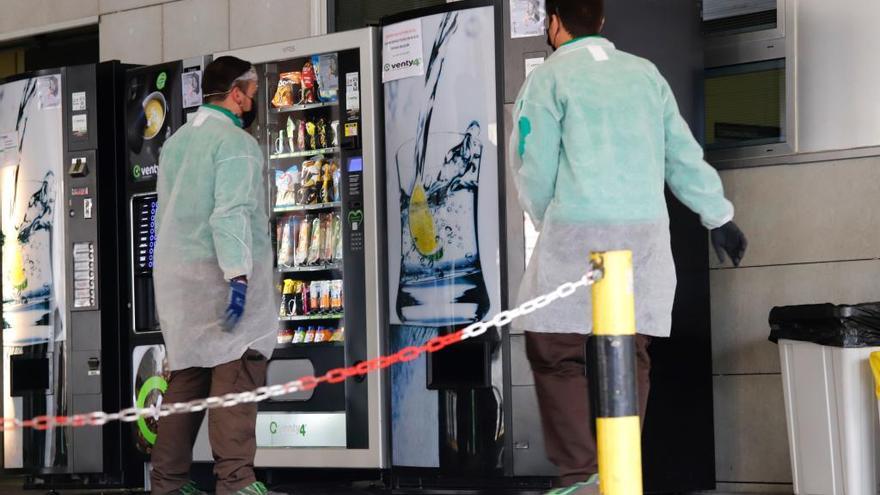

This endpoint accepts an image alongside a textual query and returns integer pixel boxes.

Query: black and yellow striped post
[591,250,642,495]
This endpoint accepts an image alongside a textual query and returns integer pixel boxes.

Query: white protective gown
[509,37,734,337]
[154,105,277,370]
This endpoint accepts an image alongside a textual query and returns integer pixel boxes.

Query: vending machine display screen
[347,156,363,172]
[132,194,158,275]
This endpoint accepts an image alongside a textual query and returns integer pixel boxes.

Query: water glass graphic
[395,129,489,326]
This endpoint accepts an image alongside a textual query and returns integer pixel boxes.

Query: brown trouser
[150,350,267,495]
[526,332,652,487]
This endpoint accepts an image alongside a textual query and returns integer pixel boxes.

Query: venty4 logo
[133,163,159,180]
[384,58,421,72]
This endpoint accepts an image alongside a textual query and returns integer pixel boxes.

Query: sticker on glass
[510,0,546,39]
[72,91,87,112]
[37,75,61,110]
[0,131,18,169]
[524,57,545,78]
[382,19,425,83]
[72,114,88,137]
[182,70,202,109]
[346,72,360,118]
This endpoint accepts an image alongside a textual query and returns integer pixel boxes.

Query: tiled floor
[0,478,556,495]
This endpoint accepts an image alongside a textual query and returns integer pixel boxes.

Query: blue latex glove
[222,278,248,331]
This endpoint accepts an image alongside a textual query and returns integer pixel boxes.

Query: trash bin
[769,303,880,495]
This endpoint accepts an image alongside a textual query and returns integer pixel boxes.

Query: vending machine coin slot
[69,156,89,177]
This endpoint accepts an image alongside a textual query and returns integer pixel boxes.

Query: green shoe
[545,474,599,495]
[233,481,285,495]
[178,480,208,495]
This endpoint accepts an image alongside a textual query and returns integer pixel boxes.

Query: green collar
[202,104,242,127]
[561,35,605,47]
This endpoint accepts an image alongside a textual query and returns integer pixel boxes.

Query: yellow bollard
[591,251,642,495]
[871,352,880,401]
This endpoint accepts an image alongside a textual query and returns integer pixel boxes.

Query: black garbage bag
[769,302,880,348]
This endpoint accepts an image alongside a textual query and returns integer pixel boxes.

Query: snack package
[271,81,292,108]
[330,121,340,147]
[316,213,328,262]
[274,167,298,207]
[309,281,321,312]
[301,61,318,104]
[317,118,328,150]
[333,214,343,261]
[307,216,323,264]
[291,281,303,315]
[277,328,294,345]
[298,159,321,205]
[286,117,296,152]
[304,326,317,343]
[281,216,299,267]
[337,279,344,309]
[301,159,322,187]
[330,280,343,312]
[330,327,345,342]
[271,72,301,107]
[315,328,333,343]
[306,121,317,150]
[316,54,339,102]
[332,165,342,202]
[289,71,302,104]
[297,120,306,151]
[300,281,310,315]
[320,280,332,312]
[320,162,333,204]
[292,327,307,344]
[321,213,334,263]
[294,216,312,266]
[277,220,294,267]
[279,279,296,317]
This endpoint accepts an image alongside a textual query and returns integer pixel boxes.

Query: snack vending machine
[0,62,132,485]
[121,57,209,484]
[199,27,387,469]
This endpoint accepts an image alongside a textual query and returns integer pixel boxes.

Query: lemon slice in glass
[408,183,443,260]
[9,248,28,291]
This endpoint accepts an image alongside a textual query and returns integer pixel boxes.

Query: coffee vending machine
[120,56,209,486]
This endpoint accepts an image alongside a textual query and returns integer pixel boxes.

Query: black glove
[710,221,748,267]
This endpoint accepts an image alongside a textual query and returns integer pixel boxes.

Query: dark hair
[202,56,252,103]
[546,0,604,38]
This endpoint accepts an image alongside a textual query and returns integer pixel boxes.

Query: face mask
[240,94,257,129]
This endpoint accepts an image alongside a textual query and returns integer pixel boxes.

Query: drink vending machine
[191,27,387,470]
[120,56,209,484]
[0,61,133,487]
[381,0,507,479]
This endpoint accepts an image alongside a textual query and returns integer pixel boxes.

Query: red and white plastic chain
[3,266,603,431]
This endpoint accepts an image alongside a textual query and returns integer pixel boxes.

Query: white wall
[99,0,317,64]
[0,0,320,65]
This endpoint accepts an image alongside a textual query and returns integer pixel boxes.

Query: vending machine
[381,0,507,479]
[194,27,387,470]
[120,56,209,484]
[0,62,132,486]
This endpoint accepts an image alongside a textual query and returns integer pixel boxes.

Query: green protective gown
[154,105,277,370]
[509,37,734,337]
